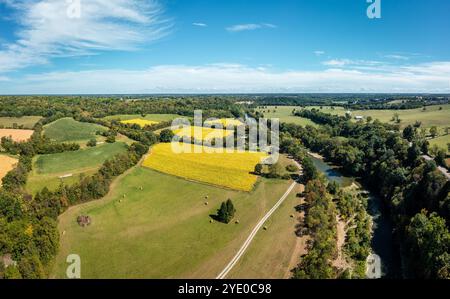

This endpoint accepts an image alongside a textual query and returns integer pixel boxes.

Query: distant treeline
[252,94,450,110]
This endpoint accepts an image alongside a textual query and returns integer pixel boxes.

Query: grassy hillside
[0,116,42,129]
[52,166,294,278]
[27,142,128,194]
[44,118,107,143]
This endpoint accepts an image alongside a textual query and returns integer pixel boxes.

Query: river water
[308,154,400,278]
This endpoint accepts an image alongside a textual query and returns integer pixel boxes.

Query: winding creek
[308,154,400,278]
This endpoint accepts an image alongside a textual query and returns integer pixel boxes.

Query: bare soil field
[0,129,34,142]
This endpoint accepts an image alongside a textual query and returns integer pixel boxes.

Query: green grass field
[257,106,318,127]
[52,165,295,278]
[27,143,128,194]
[429,134,450,153]
[44,118,107,143]
[103,114,181,123]
[0,116,42,129]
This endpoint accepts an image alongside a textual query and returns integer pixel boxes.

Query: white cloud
[2,61,449,94]
[322,59,384,67]
[384,54,409,60]
[226,23,277,32]
[0,0,171,72]
[192,22,207,27]
[314,50,325,56]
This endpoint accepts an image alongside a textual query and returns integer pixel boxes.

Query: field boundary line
[216,180,298,279]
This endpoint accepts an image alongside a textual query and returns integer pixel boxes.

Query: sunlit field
[120,119,159,127]
[173,125,234,141]
[142,143,268,191]
[0,154,18,185]
[205,118,244,127]
[0,129,34,142]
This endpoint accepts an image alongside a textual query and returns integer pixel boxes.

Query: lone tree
[217,199,236,224]
[159,129,175,143]
[87,139,97,147]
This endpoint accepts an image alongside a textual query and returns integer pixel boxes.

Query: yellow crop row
[142,143,268,191]
[121,119,159,128]
[173,126,234,141]
[204,118,244,127]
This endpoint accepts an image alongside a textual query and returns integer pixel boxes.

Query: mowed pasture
[173,126,235,141]
[52,166,294,278]
[27,142,128,194]
[0,129,34,142]
[0,155,18,185]
[0,116,42,129]
[257,106,318,127]
[44,118,107,143]
[143,143,268,191]
[228,184,305,279]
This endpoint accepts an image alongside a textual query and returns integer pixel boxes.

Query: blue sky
[0,0,449,94]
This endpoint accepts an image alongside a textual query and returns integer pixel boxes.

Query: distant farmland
[0,116,42,129]
[142,143,268,191]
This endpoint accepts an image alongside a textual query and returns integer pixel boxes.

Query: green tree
[430,126,438,138]
[217,199,236,224]
[403,125,415,142]
[87,139,97,147]
[159,129,175,143]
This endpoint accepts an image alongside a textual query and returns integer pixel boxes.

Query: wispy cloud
[383,54,409,60]
[322,59,383,67]
[2,61,449,94]
[226,23,277,32]
[0,0,171,73]
[192,22,207,27]
[314,50,325,56]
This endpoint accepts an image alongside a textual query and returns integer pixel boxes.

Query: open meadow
[26,142,129,194]
[0,154,18,185]
[52,165,295,279]
[142,143,268,191]
[0,116,42,129]
[44,118,107,143]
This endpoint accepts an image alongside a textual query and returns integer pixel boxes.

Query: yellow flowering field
[205,118,244,127]
[142,143,268,191]
[173,126,234,141]
[121,119,159,127]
